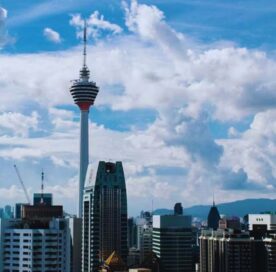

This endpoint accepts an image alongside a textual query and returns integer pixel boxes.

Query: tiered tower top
[69,21,99,111]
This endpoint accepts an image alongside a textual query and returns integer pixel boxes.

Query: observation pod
[70,66,99,111]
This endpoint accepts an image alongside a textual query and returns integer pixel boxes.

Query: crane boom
[14,165,31,204]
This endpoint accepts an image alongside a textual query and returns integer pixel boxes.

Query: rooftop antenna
[40,169,44,204]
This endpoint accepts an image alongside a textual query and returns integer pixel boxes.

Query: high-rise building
[138,224,152,263]
[218,216,241,230]
[0,196,70,272]
[249,213,276,272]
[69,217,82,272]
[199,229,262,272]
[140,211,152,222]
[207,202,220,230]
[152,214,196,272]
[249,214,276,232]
[82,161,128,271]
[69,24,99,217]
[199,213,276,272]
[14,203,27,219]
[128,218,138,249]
[263,233,276,272]
[136,211,153,264]
[4,205,13,219]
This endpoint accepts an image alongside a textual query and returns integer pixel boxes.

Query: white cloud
[70,11,122,39]
[219,109,276,189]
[2,1,276,214]
[43,27,62,43]
[0,7,7,21]
[0,112,39,137]
[127,175,177,200]
[46,176,77,199]
[0,185,25,201]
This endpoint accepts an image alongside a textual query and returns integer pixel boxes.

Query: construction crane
[14,164,31,204]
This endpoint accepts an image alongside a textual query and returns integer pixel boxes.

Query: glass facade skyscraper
[82,161,128,272]
[152,214,196,272]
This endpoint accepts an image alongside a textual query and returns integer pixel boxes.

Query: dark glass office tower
[174,202,183,215]
[82,161,128,272]
[207,202,220,230]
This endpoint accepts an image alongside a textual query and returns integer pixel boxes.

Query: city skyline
[1,0,276,216]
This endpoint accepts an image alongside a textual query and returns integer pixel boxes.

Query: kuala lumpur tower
[70,23,99,217]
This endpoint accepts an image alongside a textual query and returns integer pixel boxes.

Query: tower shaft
[69,22,99,217]
[79,110,89,217]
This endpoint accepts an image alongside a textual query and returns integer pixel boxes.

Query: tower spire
[83,19,87,68]
[80,19,90,81]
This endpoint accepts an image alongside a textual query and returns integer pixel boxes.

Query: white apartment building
[248,214,276,231]
[0,218,71,272]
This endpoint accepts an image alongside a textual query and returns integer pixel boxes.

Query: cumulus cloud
[0,185,25,201]
[46,176,77,199]
[123,0,188,60]
[70,11,122,39]
[43,27,62,43]
[0,112,39,137]
[1,1,276,213]
[219,109,276,191]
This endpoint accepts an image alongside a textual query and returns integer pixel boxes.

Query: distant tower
[207,198,220,230]
[82,162,128,271]
[70,22,99,217]
[174,202,183,215]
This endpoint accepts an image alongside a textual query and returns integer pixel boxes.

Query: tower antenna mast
[83,20,87,68]
[40,169,44,204]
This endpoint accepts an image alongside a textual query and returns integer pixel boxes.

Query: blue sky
[3,0,276,52]
[1,0,276,216]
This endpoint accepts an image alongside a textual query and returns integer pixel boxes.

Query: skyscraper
[82,162,128,271]
[199,229,257,272]
[127,217,137,249]
[70,23,99,217]
[138,224,152,263]
[207,202,220,230]
[152,214,196,272]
